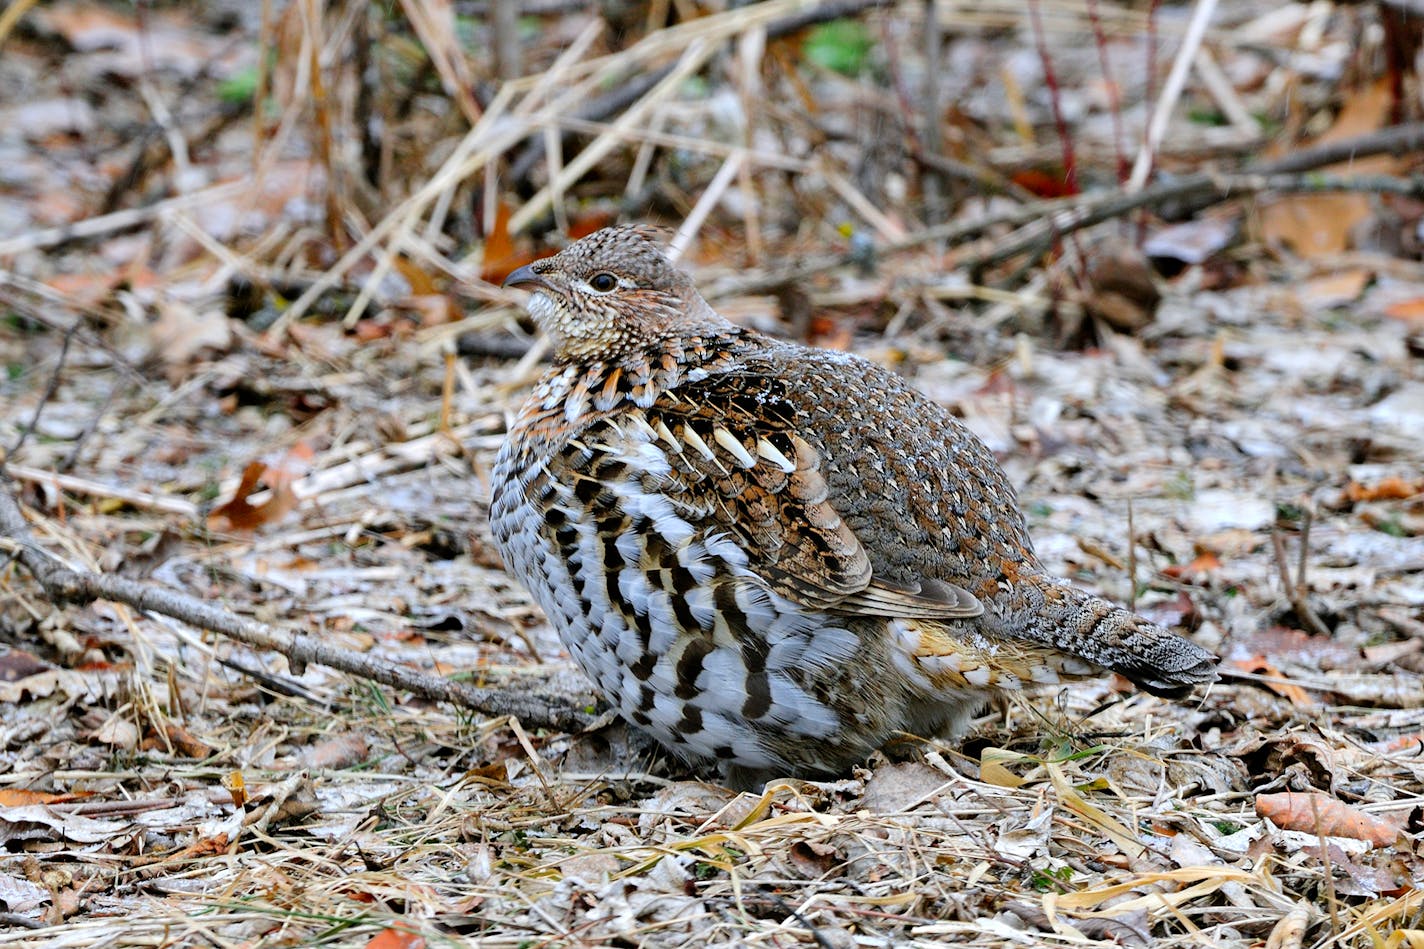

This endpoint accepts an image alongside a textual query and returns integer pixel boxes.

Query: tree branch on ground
[0,479,600,734]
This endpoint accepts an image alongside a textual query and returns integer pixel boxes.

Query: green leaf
[803,19,873,76]
[218,65,260,105]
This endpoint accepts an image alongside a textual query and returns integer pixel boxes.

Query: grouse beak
[503,263,553,293]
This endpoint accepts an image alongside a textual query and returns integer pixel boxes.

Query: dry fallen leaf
[1345,476,1423,502]
[1385,297,1424,328]
[1233,657,1315,707]
[1256,791,1400,847]
[0,789,80,807]
[207,443,315,531]
[364,926,426,949]
[480,201,536,285]
[1297,268,1372,308]
[1162,551,1222,580]
[1259,79,1399,257]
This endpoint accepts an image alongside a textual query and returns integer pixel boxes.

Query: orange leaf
[1385,297,1424,328]
[222,771,248,808]
[366,929,425,949]
[1011,168,1075,198]
[391,255,439,296]
[1162,551,1221,579]
[162,724,217,759]
[480,202,537,285]
[1232,657,1314,707]
[1256,791,1400,847]
[1345,476,1423,502]
[0,789,81,807]
[567,210,618,240]
[1259,78,1398,258]
[1372,732,1424,754]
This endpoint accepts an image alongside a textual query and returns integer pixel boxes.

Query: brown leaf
[788,840,839,877]
[302,733,371,770]
[1232,657,1315,707]
[1385,297,1424,328]
[207,443,314,532]
[392,255,440,296]
[156,724,216,759]
[1345,476,1423,502]
[1259,79,1399,258]
[1297,268,1372,308]
[146,296,234,368]
[480,202,537,285]
[0,648,52,682]
[1084,241,1161,332]
[1256,790,1400,847]
[1238,734,1336,792]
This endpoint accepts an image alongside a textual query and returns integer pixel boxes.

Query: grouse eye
[589,272,618,293]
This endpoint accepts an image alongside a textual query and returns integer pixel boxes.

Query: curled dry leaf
[145,723,216,759]
[302,732,372,770]
[788,839,839,877]
[1263,901,1312,949]
[1232,658,1315,708]
[1236,733,1336,792]
[1144,214,1239,266]
[207,443,315,531]
[1256,791,1400,847]
[1083,241,1161,333]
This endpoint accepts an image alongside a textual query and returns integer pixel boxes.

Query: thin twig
[9,320,76,460]
[1028,0,1078,195]
[1270,522,1331,639]
[0,181,251,257]
[1127,0,1219,191]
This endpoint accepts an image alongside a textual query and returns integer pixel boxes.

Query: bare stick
[1127,0,1219,191]
[1127,498,1137,614]
[0,181,250,258]
[1270,525,1331,639]
[706,159,1424,298]
[9,321,76,459]
[0,481,597,733]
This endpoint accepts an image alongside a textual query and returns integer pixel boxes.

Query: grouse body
[489,225,1216,786]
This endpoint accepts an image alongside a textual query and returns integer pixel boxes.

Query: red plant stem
[1027,0,1079,195]
[1086,0,1130,185]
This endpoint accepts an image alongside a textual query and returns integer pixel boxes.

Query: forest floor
[2,1,1424,946]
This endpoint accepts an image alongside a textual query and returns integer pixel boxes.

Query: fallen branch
[954,170,1424,271]
[0,478,598,734]
[705,121,1424,297]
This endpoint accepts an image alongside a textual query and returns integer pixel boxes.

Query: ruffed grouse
[490,225,1216,787]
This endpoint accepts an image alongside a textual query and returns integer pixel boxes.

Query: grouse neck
[547,323,752,413]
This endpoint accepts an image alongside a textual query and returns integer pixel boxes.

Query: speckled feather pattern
[490,226,1216,785]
